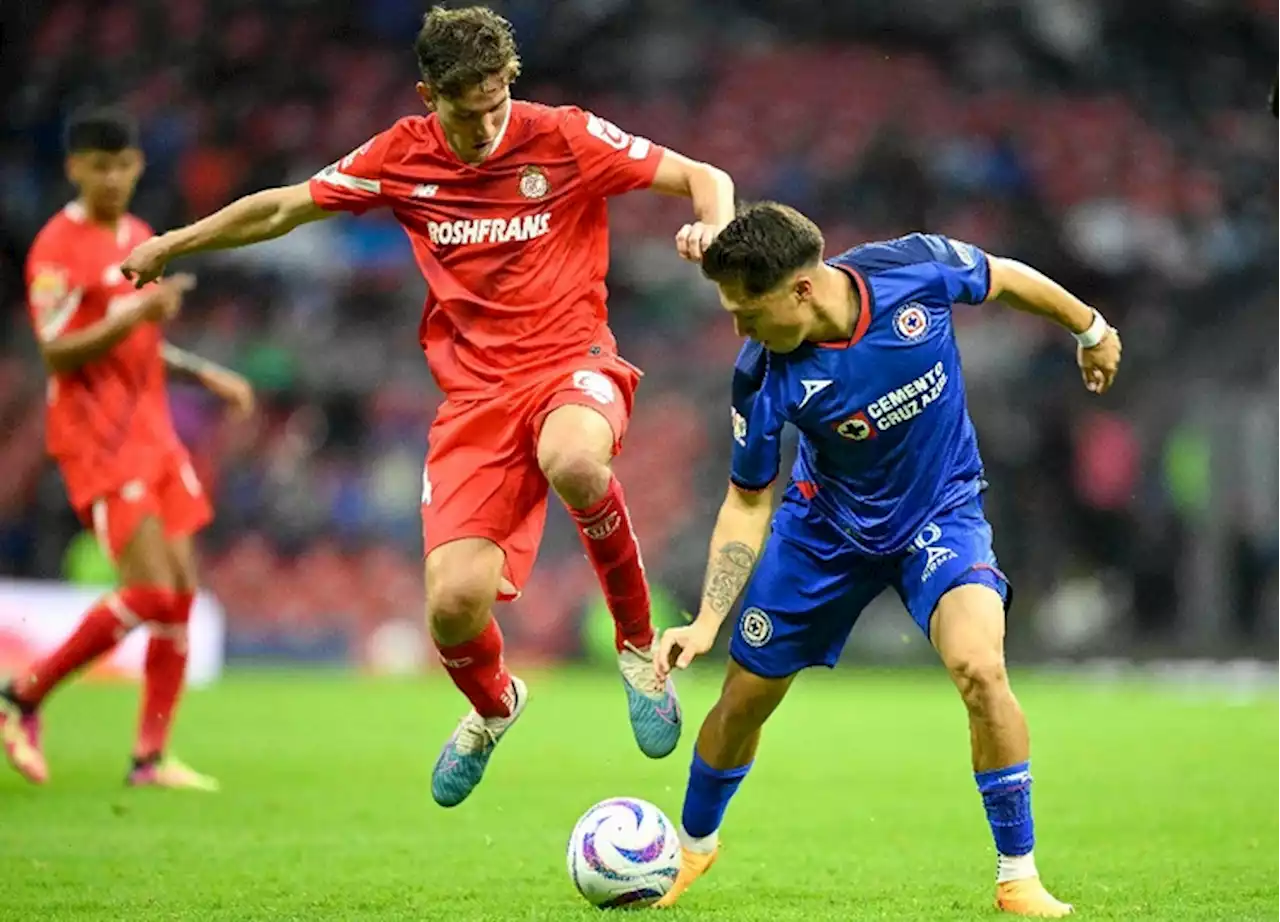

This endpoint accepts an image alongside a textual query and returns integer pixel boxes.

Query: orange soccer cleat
[653,842,719,909]
[996,877,1074,917]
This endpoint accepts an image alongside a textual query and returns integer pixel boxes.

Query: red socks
[435,618,515,719]
[136,591,193,760]
[11,586,193,761]
[568,475,654,652]
[11,586,172,708]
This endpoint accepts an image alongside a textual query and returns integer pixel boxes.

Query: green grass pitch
[0,667,1275,921]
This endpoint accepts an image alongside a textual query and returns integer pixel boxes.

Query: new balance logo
[799,379,833,409]
[412,184,438,198]
[439,656,474,669]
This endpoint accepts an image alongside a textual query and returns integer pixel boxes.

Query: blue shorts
[730,493,1010,679]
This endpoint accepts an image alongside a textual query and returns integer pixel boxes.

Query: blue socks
[975,761,1035,856]
[682,751,753,839]
[682,751,1034,876]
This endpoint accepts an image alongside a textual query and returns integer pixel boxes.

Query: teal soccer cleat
[618,642,682,759]
[431,676,528,807]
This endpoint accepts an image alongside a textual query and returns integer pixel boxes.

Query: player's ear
[793,274,814,302]
[416,81,436,112]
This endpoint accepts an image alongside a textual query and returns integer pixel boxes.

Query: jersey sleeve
[309,127,398,215]
[25,237,86,344]
[558,107,664,198]
[728,342,784,492]
[922,234,992,304]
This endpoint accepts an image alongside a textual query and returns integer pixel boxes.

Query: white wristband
[1073,310,1109,349]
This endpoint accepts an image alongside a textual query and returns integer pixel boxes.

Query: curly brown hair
[701,202,826,296]
[414,5,522,98]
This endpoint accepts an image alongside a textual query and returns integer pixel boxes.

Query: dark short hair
[701,202,826,296]
[64,106,138,154]
[414,5,521,99]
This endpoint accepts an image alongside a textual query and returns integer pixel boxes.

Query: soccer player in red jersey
[122,6,735,807]
[0,108,254,791]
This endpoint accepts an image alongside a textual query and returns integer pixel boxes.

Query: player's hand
[655,618,719,682]
[1077,326,1122,395]
[675,222,722,263]
[121,237,174,288]
[138,273,196,324]
[207,368,256,420]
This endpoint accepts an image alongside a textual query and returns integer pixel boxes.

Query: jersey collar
[64,200,129,245]
[817,263,873,350]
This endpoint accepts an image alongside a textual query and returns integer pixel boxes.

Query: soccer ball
[567,797,681,909]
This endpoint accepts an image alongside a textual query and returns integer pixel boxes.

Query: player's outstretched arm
[161,343,256,419]
[121,183,331,287]
[38,274,193,374]
[986,256,1122,394]
[656,482,773,679]
[649,150,736,262]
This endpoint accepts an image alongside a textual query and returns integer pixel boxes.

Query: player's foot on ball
[126,754,220,791]
[0,685,48,785]
[653,841,719,908]
[431,676,528,808]
[995,878,1073,917]
[618,642,681,759]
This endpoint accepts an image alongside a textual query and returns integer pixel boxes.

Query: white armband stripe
[315,167,381,195]
[39,289,83,342]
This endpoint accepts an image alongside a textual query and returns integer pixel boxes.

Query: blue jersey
[729,233,992,556]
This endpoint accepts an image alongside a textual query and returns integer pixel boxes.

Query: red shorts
[422,356,640,599]
[76,452,214,561]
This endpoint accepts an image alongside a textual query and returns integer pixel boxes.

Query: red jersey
[25,203,181,509]
[308,101,664,398]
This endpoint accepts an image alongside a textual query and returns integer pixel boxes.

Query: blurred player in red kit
[122,6,735,807]
[1,108,255,791]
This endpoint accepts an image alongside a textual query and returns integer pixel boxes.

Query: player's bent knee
[426,567,497,619]
[426,576,495,641]
[536,405,614,507]
[424,540,504,638]
[945,653,1010,710]
[538,446,611,509]
[931,582,1010,704]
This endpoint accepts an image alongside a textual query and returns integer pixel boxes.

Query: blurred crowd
[1,0,1275,661]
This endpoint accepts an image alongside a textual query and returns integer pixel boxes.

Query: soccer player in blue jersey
[652,202,1121,916]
